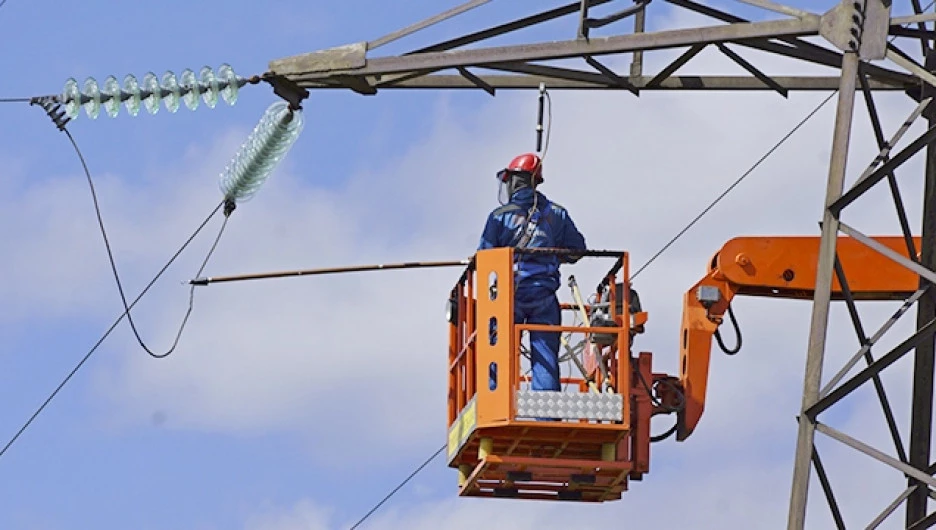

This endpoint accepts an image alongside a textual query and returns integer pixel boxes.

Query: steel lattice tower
[266,1,936,527]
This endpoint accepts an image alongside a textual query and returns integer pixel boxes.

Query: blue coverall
[478,187,587,391]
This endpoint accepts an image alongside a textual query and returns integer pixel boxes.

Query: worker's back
[478,188,586,293]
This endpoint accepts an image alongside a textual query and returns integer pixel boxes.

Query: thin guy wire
[0,97,29,103]
[631,89,838,280]
[629,6,930,281]
[348,444,446,529]
[65,127,228,358]
[0,200,223,459]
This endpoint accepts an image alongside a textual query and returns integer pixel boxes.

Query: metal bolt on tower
[266,0,936,527]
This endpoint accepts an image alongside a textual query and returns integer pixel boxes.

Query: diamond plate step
[515,389,623,421]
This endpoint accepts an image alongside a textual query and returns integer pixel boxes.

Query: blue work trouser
[515,286,561,392]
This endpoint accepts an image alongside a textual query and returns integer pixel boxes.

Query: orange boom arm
[677,235,922,441]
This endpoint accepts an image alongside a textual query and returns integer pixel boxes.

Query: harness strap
[515,198,550,249]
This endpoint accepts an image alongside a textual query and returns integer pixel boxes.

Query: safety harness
[497,196,550,249]
[516,204,543,248]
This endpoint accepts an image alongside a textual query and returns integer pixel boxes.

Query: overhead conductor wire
[0,200,223,459]
[0,102,229,459]
[66,127,229,358]
[348,444,447,530]
[0,90,306,459]
[630,16,926,280]
[630,90,837,279]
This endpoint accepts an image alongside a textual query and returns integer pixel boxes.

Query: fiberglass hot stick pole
[190,260,471,285]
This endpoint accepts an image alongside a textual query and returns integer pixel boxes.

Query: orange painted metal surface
[677,235,922,441]
[462,453,632,502]
[446,248,673,502]
[446,235,923,501]
[716,236,921,299]
[475,247,516,425]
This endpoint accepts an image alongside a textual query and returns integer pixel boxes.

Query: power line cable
[0,99,229,460]
[348,443,446,530]
[630,9,933,281]
[0,200,223,460]
[629,4,936,281]
[65,127,229,358]
[631,89,838,280]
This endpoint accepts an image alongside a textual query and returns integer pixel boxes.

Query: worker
[477,153,587,393]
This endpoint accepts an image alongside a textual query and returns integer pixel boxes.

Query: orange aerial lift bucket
[445,247,680,502]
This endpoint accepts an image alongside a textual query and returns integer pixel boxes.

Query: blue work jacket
[478,188,586,293]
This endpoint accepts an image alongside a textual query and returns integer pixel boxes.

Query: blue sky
[1,1,934,529]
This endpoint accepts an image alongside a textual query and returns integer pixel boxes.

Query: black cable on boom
[714,304,742,355]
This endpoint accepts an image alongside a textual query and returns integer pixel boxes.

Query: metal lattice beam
[268,1,921,95]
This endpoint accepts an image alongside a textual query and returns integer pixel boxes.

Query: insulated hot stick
[190,260,471,285]
[193,251,626,285]
[536,82,545,153]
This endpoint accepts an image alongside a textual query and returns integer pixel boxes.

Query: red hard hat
[497,153,543,183]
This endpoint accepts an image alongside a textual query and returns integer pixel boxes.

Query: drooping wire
[512,86,553,270]
[348,443,446,530]
[539,89,553,164]
[529,88,553,214]
[630,89,838,280]
[64,127,228,359]
[0,201,223,460]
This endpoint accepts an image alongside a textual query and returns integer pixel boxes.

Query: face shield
[496,169,534,205]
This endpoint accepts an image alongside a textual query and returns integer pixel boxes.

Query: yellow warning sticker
[447,397,477,459]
